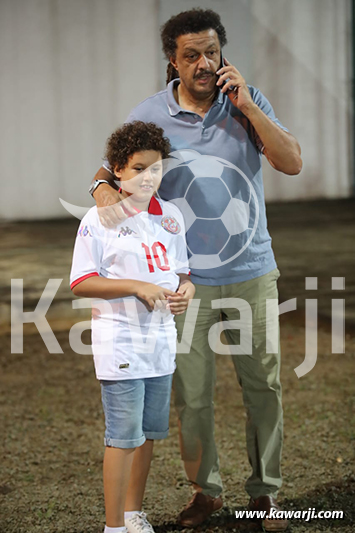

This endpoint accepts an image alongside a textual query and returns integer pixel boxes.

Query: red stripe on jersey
[148,196,163,215]
[70,272,99,290]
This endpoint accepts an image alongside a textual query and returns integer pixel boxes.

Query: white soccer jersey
[70,196,190,381]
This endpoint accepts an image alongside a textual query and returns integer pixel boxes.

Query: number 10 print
[141,242,170,272]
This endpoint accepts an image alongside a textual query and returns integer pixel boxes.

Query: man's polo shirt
[104,80,288,286]
[70,197,189,381]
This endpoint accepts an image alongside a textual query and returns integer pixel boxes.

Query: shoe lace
[129,512,154,532]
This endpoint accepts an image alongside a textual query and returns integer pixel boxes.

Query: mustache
[194,70,216,79]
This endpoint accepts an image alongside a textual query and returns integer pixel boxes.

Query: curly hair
[161,8,227,84]
[105,121,171,171]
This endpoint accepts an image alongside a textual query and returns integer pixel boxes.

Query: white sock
[104,526,127,533]
[124,510,140,519]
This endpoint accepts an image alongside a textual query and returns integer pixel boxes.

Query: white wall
[0,0,352,220]
[251,0,353,200]
[0,0,160,219]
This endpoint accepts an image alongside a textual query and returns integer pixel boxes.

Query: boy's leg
[101,379,146,528]
[124,374,173,511]
[104,447,135,527]
[125,439,154,512]
[124,374,173,530]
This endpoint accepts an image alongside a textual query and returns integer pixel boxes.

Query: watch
[88,179,110,197]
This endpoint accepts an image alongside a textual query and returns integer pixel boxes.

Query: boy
[70,121,195,533]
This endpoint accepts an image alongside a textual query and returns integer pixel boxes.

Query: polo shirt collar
[216,87,224,105]
[167,80,182,116]
[167,79,224,116]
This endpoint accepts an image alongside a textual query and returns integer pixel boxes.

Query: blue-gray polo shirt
[111,80,288,286]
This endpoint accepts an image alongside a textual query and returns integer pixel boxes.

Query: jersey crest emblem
[161,215,181,234]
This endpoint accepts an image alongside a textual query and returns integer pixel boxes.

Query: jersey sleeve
[70,211,104,290]
[249,86,289,152]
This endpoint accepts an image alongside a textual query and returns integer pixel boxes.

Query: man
[90,9,302,532]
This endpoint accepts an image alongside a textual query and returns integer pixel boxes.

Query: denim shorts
[100,373,173,448]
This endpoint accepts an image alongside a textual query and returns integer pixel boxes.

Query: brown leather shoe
[248,495,288,531]
[177,492,223,527]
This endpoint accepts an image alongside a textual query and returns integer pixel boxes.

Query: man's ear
[169,56,178,71]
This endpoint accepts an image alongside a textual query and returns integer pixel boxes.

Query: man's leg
[174,283,223,497]
[221,269,283,499]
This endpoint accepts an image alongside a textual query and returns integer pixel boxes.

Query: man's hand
[135,282,176,312]
[216,58,302,175]
[92,167,139,227]
[216,58,254,114]
[94,183,140,227]
[167,279,195,316]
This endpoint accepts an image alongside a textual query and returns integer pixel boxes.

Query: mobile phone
[219,51,234,91]
[219,51,225,85]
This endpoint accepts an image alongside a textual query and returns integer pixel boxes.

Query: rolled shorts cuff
[104,435,146,449]
[144,428,169,440]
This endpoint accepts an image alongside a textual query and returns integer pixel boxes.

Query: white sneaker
[125,512,155,533]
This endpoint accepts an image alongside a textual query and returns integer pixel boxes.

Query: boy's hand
[167,280,195,315]
[135,282,176,312]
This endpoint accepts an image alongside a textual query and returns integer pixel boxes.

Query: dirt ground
[0,199,354,532]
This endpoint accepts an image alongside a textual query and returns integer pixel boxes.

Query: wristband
[88,179,110,197]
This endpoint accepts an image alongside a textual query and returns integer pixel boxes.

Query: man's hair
[105,121,171,171]
[161,8,227,84]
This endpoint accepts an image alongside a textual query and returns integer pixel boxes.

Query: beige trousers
[173,268,283,499]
